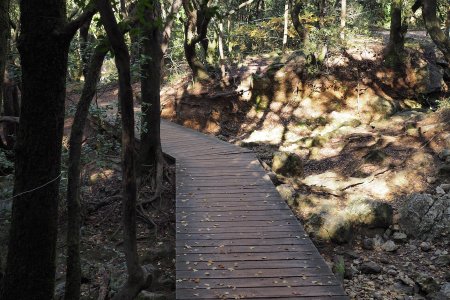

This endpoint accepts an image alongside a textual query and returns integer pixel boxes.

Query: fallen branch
[0,116,19,124]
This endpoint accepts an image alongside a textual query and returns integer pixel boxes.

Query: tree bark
[290,0,307,43]
[79,16,93,79]
[64,41,108,300]
[445,5,450,39]
[95,0,151,299]
[1,1,95,299]
[385,0,407,67]
[182,0,211,81]
[161,0,182,56]
[422,0,450,63]
[138,0,164,196]
[282,0,289,51]
[340,0,346,40]
[0,0,10,114]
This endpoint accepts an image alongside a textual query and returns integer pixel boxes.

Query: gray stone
[439,184,450,192]
[392,232,408,243]
[362,238,375,250]
[420,242,432,252]
[276,184,297,206]
[435,254,450,266]
[136,291,168,300]
[436,186,446,195]
[347,198,393,229]
[414,274,440,295]
[271,151,303,177]
[439,164,450,176]
[439,282,450,298]
[399,193,450,240]
[360,261,382,274]
[438,149,450,161]
[382,240,399,252]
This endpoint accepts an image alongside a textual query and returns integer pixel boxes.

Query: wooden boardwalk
[160,120,348,300]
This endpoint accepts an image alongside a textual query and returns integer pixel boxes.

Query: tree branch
[0,116,19,124]
[60,2,98,39]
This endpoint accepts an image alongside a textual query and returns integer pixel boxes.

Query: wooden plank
[176,245,317,254]
[176,252,319,262]
[176,285,346,299]
[176,237,312,248]
[177,276,340,289]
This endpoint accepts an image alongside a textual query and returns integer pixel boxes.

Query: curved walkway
[161,120,348,300]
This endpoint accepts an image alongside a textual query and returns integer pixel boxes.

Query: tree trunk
[2,2,69,299]
[79,16,93,79]
[1,2,95,298]
[282,0,289,51]
[385,0,407,67]
[161,0,183,56]
[290,0,307,43]
[340,0,346,40]
[445,5,450,39]
[138,0,164,196]
[2,75,19,149]
[65,41,108,300]
[96,0,151,299]
[183,0,210,81]
[0,0,10,114]
[422,0,450,63]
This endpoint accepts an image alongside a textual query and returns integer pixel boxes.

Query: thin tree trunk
[422,0,450,63]
[64,41,108,300]
[139,0,164,194]
[79,16,93,79]
[1,1,95,298]
[340,0,346,40]
[218,22,226,79]
[96,0,151,299]
[290,0,307,43]
[0,0,10,114]
[282,0,289,51]
[446,5,450,39]
[161,0,182,56]
[385,0,406,67]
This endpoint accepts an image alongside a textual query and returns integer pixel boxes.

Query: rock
[392,232,408,243]
[382,240,399,252]
[427,176,438,184]
[435,254,450,266]
[387,269,398,276]
[265,171,281,185]
[359,261,382,274]
[439,282,450,298]
[271,151,303,177]
[399,193,450,240]
[346,198,393,229]
[439,164,450,176]
[362,238,375,250]
[414,274,440,295]
[136,291,168,300]
[420,242,432,252]
[439,183,450,192]
[276,184,297,206]
[436,186,446,195]
[438,149,450,161]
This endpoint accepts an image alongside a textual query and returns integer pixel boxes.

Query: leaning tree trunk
[445,5,450,39]
[183,0,210,82]
[64,41,108,300]
[79,16,93,79]
[385,0,407,67]
[0,0,10,114]
[139,0,164,191]
[1,1,95,299]
[96,0,151,299]
[290,0,308,44]
[422,0,450,63]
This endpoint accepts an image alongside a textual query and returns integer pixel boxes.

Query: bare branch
[59,2,97,39]
[0,116,19,124]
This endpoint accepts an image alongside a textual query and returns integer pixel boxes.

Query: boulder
[359,261,382,274]
[346,198,393,229]
[381,240,399,252]
[399,193,450,240]
[276,184,297,206]
[271,151,303,177]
